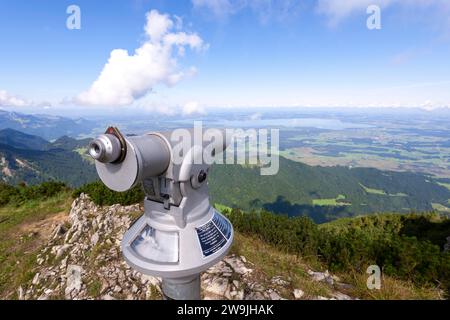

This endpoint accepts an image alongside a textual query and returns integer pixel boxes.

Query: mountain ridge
[0,110,95,140]
[0,128,50,150]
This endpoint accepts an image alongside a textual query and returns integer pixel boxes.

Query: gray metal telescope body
[89,129,233,300]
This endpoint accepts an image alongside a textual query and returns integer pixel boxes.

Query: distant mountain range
[1,127,450,222]
[0,128,96,187]
[0,110,96,140]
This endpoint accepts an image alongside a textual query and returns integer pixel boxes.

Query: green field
[281,124,450,179]
[432,203,450,212]
[438,182,450,191]
[74,147,94,163]
[359,183,386,195]
[312,194,351,206]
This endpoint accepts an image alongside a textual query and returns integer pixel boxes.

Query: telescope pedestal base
[162,275,201,300]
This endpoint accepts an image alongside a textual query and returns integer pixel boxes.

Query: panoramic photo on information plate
[0,0,450,307]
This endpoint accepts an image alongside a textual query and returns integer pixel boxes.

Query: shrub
[73,181,144,206]
[0,183,19,206]
[0,181,68,207]
[225,208,319,257]
[225,208,450,296]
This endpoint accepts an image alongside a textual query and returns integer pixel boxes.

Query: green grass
[338,271,441,300]
[87,279,102,297]
[230,232,441,300]
[74,147,94,163]
[0,192,70,234]
[214,203,233,212]
[312,194,351,207]
[74,147,87,155]
[230,232,332,298]
[0,192,72,298]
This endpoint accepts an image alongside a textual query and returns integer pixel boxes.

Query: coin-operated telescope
[89,127,233,300]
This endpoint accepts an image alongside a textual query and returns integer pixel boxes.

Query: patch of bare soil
[18,211,68,243]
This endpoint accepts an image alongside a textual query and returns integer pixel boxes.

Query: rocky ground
[19,194,355,300]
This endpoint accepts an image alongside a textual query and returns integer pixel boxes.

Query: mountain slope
[0,143,97,187]
[51,136,92,151]
[0,128,50,150]
[0,129,96,187]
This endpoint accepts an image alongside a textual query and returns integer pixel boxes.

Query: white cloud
[419,99,450,111]
[133,102,178,116]
[0,90,32,107]
[182,101,206,115]
[76,10,207,107]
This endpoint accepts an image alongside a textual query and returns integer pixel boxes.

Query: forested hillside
[0,129,96,187]
[0,129,50,150]
[209,157,450,222]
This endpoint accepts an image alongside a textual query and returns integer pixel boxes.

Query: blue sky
[0,0,449,115]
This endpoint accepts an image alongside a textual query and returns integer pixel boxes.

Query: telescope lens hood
[89,134,122,163]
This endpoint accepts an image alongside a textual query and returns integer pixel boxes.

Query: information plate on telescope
[196,212,232,258]
[212,212,232,240]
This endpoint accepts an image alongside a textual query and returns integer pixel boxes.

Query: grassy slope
[219,203,442,300]
[312,194,351,206]
[0,192,72,298]
[231,232,440,300]
[0,195,442,300]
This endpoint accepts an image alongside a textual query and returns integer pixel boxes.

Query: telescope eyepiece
[89,134,122,163]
